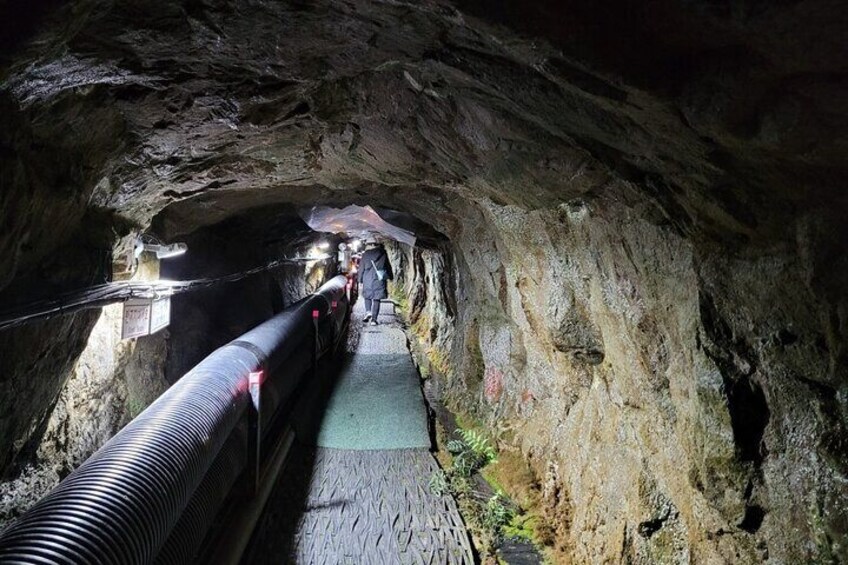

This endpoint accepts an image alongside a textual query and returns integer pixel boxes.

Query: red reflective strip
[312,310,320,319]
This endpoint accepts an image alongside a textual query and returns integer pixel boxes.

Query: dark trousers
[364,298,381,320]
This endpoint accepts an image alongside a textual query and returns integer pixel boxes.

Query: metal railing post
[247,370,263,496]
[330,300,338,350]
[312,309,320,380]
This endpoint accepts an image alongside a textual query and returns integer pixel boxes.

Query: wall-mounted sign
[122,296,171,339]
[149,296,171,334]
[122,300,152,339]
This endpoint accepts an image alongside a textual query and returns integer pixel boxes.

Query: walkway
[245,299,474,564]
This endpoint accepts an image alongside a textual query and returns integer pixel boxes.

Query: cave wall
[0,0,845,560]
[0,312,99,480]
[0,208,120,477]
[270,257,337,311]
[397,193,847,563]
[160,228,277,382]
[35,304,168,474]
[161,226,335,382]
[1,305,168,528]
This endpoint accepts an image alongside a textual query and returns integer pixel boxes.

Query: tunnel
[0,0,846,563]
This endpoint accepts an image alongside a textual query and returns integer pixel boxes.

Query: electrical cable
[0,257,323,332]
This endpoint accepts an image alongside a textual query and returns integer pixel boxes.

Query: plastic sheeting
[301,205,416,246]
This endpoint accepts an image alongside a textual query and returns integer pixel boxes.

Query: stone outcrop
[0,0,845,561]
[391,194,846,562]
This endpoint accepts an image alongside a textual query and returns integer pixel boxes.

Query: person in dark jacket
[358,239,393,325]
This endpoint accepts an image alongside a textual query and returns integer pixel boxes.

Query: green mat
[310,353,430,449]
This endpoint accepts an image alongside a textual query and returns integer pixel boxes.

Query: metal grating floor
[245,298,474,564]
[248,444,474,564]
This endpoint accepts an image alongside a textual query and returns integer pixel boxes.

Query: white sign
[149,297,171,334]
[122,296,171,339]
[122,299,152,339]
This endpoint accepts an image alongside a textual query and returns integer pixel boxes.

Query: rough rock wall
[272,260,337,310]
[155,205,338,380]
[0,312,99,478]
[397,193,846,563]
[162,233,334,382]
[0,209,118,476]
[0,304,168,529]
[36,304,167,472]
[0,0,845,561]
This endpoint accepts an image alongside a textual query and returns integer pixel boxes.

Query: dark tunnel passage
[1,0,847,563]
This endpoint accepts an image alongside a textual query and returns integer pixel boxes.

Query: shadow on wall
[160,226,336,384]
[0,303,169,529]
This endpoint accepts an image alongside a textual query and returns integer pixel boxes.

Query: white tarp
[301,205,416,246]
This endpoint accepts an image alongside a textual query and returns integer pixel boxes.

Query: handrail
[0,275,351,564]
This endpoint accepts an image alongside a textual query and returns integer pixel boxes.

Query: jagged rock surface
[0,0,846,562]
[391,195,846,562]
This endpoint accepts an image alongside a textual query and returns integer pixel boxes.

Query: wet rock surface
[0,0,846,562]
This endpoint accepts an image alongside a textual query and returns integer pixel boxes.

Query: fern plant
[458,428,497,465]
[482,492,515,543]
[451,450,478,478]
[446,438,466,454]
[429,469,450,496]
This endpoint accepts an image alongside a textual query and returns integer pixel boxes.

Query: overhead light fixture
[318,241,331,250]
[152,243,187,259]
[134,238,188,260]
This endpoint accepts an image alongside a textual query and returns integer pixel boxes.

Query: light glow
[135,239,188,260]
[155,243,187,259]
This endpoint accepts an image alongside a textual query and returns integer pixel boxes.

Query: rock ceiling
[2,0,845,291]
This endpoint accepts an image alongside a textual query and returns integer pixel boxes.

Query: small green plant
[446,439,466,454]
[458,429,497,465]
[482,492,515,543]
[452,474,473,497]
[451,450,478,479]
[429,469,450,496]
[444,430,496,479]
[434,426,527,556]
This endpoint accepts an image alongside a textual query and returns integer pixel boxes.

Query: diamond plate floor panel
[248,444,474,564]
